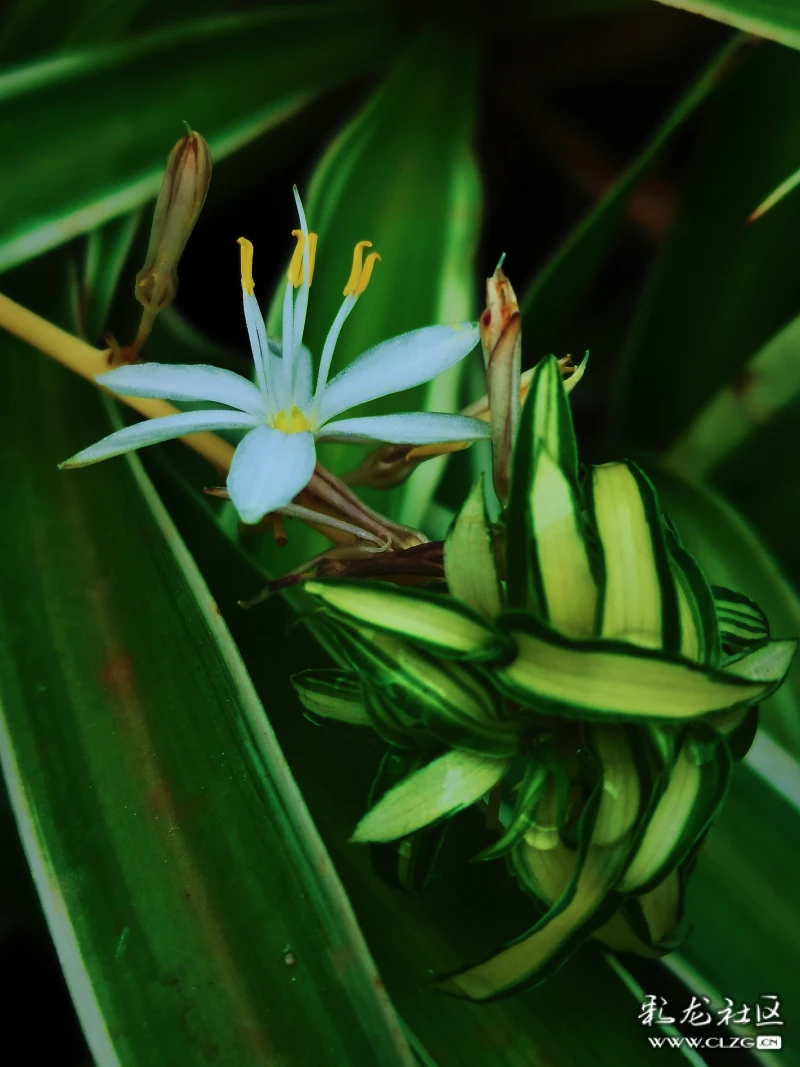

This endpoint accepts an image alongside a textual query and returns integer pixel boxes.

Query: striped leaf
[496,612,796,721]
[590,462,679,653]
[291,669,371,726]
[619,728,732,893]
[351,749,509,844]
[303,579,508,662]
[506,355,581,610]
[713,585,771,652]
[344,627,524,757]
[444,474,502,620]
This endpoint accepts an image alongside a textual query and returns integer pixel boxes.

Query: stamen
[287,229,319,288]
[343,241,372,295]
[354,251,381,296]
[237,237,255,295]
[287,231,304,287]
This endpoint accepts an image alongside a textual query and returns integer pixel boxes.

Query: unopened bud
[480,265,521,504]
[135,129,212,313]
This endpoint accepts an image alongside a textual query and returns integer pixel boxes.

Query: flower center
[274,406,311,433]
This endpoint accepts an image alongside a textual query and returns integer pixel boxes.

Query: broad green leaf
[0,4,397,272]
[615,42,800,451]
[496,612,794,721]
[351,750,508,844]
[673,747,800,1065]
[519,35,743,357]
[0,265,415,1067]
[591,462,679,652]
[443,474,502,620]
[304,579,507,661]
[267,29,481,533]
[650,466,800,757]
[653,0,800,50]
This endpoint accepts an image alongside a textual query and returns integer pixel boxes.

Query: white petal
[226,426,316,524]
[319,412,491,445]
[268,341,313,407]
[98,363,265,417]
[318,322,479,423]
[59,410,258,468]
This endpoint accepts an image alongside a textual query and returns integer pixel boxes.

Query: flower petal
[98,363,265,417]
[268,341,313,408]
[226,426,316,524]
[318,322,480,423]
[320,412,491,445]
[59,410,259,468]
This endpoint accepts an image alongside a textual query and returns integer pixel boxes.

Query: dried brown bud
[135,129,212,313]
[480,265,522,504]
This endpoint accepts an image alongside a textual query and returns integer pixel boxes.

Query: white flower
[60,189,489,524]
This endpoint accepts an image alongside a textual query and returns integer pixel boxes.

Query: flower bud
[480,265,521,504]
[135,129,212,313]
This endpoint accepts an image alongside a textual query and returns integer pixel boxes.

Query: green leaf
[443,474,502,620]
[650,466,800,756]
[677,745,800,1051]
[591,726,642,847]
[437,763,631,1001]
[527,444,597,637]
[591,462,680,653]
[619,728,732,893]
[303,579,508,661]
[664,306,800,480]
[653,0,800,50]
[320,618,521,757]
[474,759,549,862]
[506,355,587,613]
[0,262,415,1067]
[519,35,743,357]
[291,668,371,726]
[713,586,770,651]
[147,431,702,1067]
[495,611,794,721]
[615,42,800,451]
[351,750,508,844]
[0,4,397,272]
[266,28,481,535]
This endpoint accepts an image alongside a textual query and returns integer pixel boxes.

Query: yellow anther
[288,230,318,287]
[354,251,381,296]
[274,406,311,433]
[237,237,255,295]
[344,240,375,296]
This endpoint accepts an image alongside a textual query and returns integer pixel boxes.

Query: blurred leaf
[0,259,416,1067]
[663,306,800,480]
[0,3,399,273]
[74,210,142,343]
[520,34,743,360]
[647,466,800,757]
[614,42,800,453]
[267,28,482,533]
[653,0,800,50]
[676,749,800,1063]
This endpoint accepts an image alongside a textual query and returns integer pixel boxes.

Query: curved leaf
[0,3,397,272]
